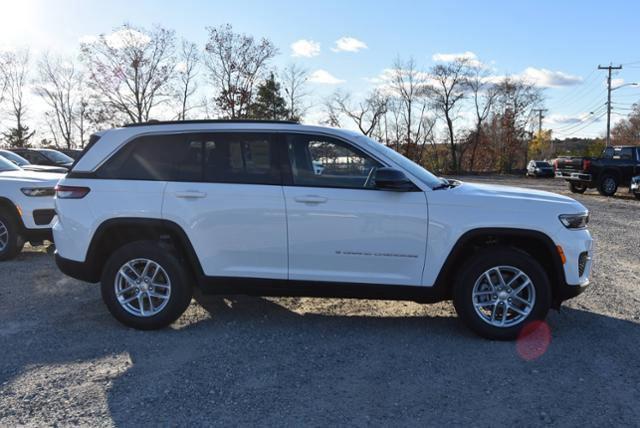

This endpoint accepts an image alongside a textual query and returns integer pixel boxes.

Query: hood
[453,181,586,213]
[0,169,64,186]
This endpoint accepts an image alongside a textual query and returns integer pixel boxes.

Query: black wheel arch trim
[432,227,569,300]
[77,217,204,283]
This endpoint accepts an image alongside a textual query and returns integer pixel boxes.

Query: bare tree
[281,63,308,121]
[467,67,498,172]
[80,24,177,124]
[204,24,277,119]
[388,57,432,161]
[1,49,34,147]
[493,76,544,172]
[175,40,199,120]
[328,89,388,136]
[428,58,472,172]
[35,53,84,148]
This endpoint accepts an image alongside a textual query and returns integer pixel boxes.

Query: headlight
[21,187,55,197]
[559,212,589,229]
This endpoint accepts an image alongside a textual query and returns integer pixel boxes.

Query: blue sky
[2,0,640,137]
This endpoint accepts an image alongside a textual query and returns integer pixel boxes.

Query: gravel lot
[1,176,639,426]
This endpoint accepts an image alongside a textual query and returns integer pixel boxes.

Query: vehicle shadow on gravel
[101,294,640,426]
[2,273,640,425]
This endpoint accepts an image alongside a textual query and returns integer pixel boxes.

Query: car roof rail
[122,119,300,128]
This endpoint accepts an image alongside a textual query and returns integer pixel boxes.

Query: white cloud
[308,69,345,84]
[611,78,625,87]
[432,51,483,68]
[79,29,151,49]
[518,67,582,88]
[291,39,320,57]
[332,37,367,53]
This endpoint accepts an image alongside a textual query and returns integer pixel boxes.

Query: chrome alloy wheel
[0,220,8,252]
[472,266,536,328]
[114,258,172,317]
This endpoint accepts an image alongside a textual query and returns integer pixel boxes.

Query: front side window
[287,134,381,189]
[97,134,202,181]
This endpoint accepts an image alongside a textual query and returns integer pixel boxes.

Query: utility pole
[532,108,548,157]
[532,108,547,134]
[598,64,622,147]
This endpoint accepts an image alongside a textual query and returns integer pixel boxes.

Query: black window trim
[69,128,420,191]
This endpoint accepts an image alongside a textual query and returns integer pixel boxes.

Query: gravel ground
[1,176,639,427]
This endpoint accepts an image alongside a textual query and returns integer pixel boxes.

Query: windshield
[0,156,21,172]
[356,135,444,188]
[41,149,73,164]
[0,150,29,166]
[536,161,551,167]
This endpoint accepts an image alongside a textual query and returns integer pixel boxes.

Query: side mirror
[374,167,418,191]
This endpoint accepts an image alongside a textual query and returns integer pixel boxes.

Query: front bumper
[55,252,99,283]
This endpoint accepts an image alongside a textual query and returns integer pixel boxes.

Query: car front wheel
[101,240,194,330]
[0,209,25,261]
[453,247,551,340]
[598,174,618,196]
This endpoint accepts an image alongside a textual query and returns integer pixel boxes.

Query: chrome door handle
[294,195,328,204]
[175,191,207,199]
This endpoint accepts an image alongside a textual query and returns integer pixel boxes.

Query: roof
[122,119,300,127]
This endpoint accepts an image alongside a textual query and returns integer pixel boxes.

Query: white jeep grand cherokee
[53,121,593,339]
[0,156,62,260]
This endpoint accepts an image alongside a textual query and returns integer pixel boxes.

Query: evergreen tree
[247,73,289,120]
[2,124,35,148]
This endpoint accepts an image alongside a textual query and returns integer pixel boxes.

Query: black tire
[0,208,25,261]
[452,247,551,340]
[597,174,618,197]
[634,193,640,200]
[101,240,194,330]
[568,182,587,194]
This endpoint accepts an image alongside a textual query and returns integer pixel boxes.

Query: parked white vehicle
[53,121,593,339]
[0,156,62,260]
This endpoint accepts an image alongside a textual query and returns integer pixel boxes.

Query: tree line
[1,23,637,173]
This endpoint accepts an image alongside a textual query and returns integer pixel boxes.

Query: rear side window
[202,133,281,185]
[97,134,202,181]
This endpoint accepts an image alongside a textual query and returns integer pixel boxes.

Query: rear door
[162,132,288,279]
[281,133,428,286]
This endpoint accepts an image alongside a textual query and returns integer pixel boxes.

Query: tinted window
[0,150,29,166]
[97,134,202,181]
[536,161,550,167]
[41,150,73,164]
[203,133,281,185]
[286,134,381,189]
[618,148,633,160]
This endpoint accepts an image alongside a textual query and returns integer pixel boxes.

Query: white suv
[53,121,593,339]
[0,156,62,260]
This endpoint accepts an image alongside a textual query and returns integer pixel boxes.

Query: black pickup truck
[555,145,640,196]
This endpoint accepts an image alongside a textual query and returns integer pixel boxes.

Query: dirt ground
[1,176,639,426]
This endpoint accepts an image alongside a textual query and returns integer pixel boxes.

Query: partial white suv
[0,156,62,260]
[53,121,593,339]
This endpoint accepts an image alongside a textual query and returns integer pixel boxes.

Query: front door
[282,133,428,286]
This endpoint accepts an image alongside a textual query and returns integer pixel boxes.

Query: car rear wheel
[598,174,618,196]
[0,209,25,261]
[101,240,194,330]
[568,182,587,194]
[453,247,551,340]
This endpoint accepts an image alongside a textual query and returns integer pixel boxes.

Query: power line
[553,111,607,137]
